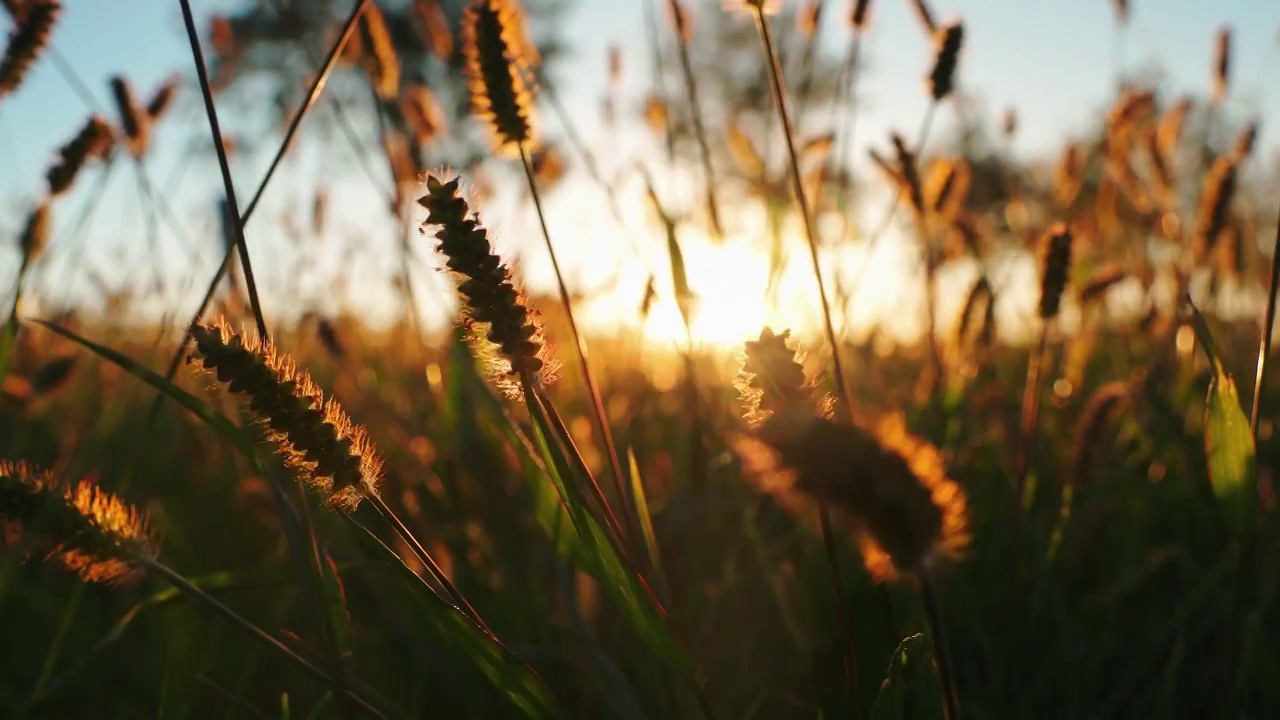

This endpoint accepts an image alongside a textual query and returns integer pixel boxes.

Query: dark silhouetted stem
[1251,200,1280,440]
[920,573,962,720]
[178,0,268,341]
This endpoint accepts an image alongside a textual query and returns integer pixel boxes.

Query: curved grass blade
[31,319,262,463]
[1187,302,1258,539]
[627,447,669,600]
[340,514,563,719]
[870,633,942,720]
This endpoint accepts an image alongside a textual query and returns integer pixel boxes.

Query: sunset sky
[3,0,1279,349]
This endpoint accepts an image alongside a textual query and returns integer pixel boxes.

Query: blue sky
[2,1,1279,344]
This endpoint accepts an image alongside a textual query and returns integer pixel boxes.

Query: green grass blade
[340,513,563,719]
[32,319,262,464]
[1187,303,1258,539]
[524,388,692,676]
[870,633,942,720]
[627,447,668,598]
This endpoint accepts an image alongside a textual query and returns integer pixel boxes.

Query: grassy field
[2,0,1279,718]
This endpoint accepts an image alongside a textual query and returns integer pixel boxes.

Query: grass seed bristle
[462,0,536,156]
[187,320,384,510]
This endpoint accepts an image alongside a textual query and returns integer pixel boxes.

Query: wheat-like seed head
[0,0,59,102]
[187,320,384,510]
[739,411,969,582]
[462,0,536,156]
[401,85,447,145]
[736,328,833,427]
[850,0,872,31]
[145,74,180,120]
[417,173,557,395]
[926,20,963,101]
[0,460,158,584]
[1037,223,1073,321]
[412,0,454,59]
[47,115,112,196]
[924,157,970,219]
[1212,26,1230,103]
[109,76,151,159]
[1070,382,1130,488]
[359,2,400,100]
[19,201,49,266]
[1192,155,1237,264]
[891,133,925,218]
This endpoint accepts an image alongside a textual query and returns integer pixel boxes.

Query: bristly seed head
[19,201,50,266]
[462,0,536,156]
[738,411,969,582]
[0,460,158,584]
[1192,155,1236,263]
[47,115,113,196]
[0,0,60,102]
[737,328,832,427]
[145,74,181,120]
[927,20,964,101]
[1038,223,1073,321]
[109,76,151,158]
[187,319,383,510]
[850,0,872,32]
[417,173,555,394]
[358,2,400,100]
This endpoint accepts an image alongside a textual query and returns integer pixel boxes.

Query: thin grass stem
[665,0,723,237]
[139,557,397,720]
[919,573,962,720]
[178,0,268,341]
[1250,199,1280,440]
[517,143,632,543]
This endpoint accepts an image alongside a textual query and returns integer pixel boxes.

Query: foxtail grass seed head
[850,0,872,31]
[109,76,151,158]
[1038,223,1073,321]
[19,201,49,266]
[1212,26,1230,103]
[797,1,822,37]
[47,115,112,196]
[1231,120,1259,161]
[1070,382,1130,487]
[737,328,832,427]
[0,460,157,584]
[905,0,936,35]
[463,0,537,156]
[30,356,75,396]
[145,74,180,120]
[401,85,447,145]
[891,133,925,217]
[0,0,59,102]
[954,275,995,354]
[740,412,969,582]
[187,320,384,510]
[413,0,454,59]
[927,20,964,101]
[1193,155,1236,263]
[417,174,556,392]
[925,157,970,219]
[359,2,400,100]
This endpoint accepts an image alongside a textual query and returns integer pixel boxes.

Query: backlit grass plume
[1038,223,1073,321]
[47,115,112,196]
[927,20,964,102]
[187,319,383,510]
[1192,155,1236,263]
[0,0,59,103]
[358,2,400,100]
[417,173,555,391]
[736,327,832,427]
[0,460,157,584]
[741,410,969,582]
[462,0,536,156]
